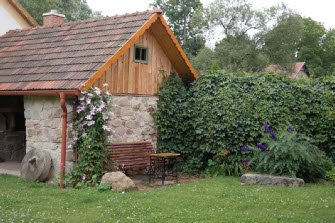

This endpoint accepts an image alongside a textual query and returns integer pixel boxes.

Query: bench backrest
[108,141,154,169]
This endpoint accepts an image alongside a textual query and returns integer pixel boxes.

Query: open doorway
[0,96,26,176]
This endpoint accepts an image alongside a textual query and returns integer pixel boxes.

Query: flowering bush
[242,124,328,182]
[66,85,114,188]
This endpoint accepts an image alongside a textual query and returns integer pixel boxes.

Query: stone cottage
[0,9,197,182]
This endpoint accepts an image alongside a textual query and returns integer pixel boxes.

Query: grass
[0,174,334,222]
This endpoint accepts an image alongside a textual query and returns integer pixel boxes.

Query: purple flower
[257,143,268,151]
[87,145,91,148]
[270,131,277,139]
[264,123,270,134]
[289,126,293,133]
[241,147,252,151]
[86,114,93,120]
[242,159,249,163]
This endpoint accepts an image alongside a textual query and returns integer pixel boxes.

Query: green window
[134,45,149,64]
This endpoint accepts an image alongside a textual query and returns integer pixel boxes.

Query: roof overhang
[0,90,80,96]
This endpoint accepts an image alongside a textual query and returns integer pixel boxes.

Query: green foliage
[204,151,244,177]
[18,0,101,25]
[248,128,326,182]
[154,71,335,174]
[191,47,215,73]
[66,87,113,187]
[324,168,335,182]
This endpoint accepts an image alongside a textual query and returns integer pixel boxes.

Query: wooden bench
[108,141,156,170]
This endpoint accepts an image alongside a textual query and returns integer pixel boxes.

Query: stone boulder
[20,148,51,182]
[241,174,304,187]
[101,172,135,192]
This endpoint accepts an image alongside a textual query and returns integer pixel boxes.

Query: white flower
[67,144,72,149]
[103,83,109,87]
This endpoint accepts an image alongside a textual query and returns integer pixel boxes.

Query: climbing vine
[65,85,113,188]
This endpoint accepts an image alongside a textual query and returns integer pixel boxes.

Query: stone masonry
[23,94,158,180]
[109,95,158,149]
[24,96,75,179]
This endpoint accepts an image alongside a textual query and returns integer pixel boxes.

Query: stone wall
[24,96,75,179]
[0,131,25,161]
[109,95,158,149]
[23,94,158,179]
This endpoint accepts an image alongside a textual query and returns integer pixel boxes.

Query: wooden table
[147,153,181,185]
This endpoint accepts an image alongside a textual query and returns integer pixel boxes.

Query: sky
[86,0,335,29]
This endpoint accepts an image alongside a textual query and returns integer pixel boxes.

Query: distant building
[0,0,38,36]
[263,62,310,79]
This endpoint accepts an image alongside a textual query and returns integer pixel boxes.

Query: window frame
[134,44,149,64]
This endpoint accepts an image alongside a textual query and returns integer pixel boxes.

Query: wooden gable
[92,27,175,95]
[89,15,197,95]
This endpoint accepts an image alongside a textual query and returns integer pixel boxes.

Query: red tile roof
[0,10,158,91]
[263,62,309,79]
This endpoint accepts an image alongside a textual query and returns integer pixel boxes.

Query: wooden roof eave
[8,0,39,27]
[82,11,198,90]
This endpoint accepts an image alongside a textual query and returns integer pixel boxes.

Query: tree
[18,0,101,26]
[214,35,268,72]
[151,0,205,57]
[191,47,215,73]
[296,18,326,76]
[262,14,304,71]
[323,29,335,75]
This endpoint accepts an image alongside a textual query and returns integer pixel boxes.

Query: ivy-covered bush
[65,86,113,188]
[154,71,335,174]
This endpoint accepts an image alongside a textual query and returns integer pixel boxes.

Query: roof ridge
[4,9,162,35]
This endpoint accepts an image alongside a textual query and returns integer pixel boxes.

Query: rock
[101,172,135,192]
[241,174,304,187]
[317,179,334,185]
[20,148,51,182]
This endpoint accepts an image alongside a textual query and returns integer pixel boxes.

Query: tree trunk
[183,14,187,47]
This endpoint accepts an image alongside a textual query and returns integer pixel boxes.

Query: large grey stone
[241,174,304,187]
[100,172,135,192]
[20,148,51,182]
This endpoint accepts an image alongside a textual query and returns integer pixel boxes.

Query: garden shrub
[244,124,327,182]
[154,71,335,175]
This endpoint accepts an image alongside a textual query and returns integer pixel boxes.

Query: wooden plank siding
[93,27,176,95]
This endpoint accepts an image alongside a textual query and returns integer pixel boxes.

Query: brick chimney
[43,10,65,26]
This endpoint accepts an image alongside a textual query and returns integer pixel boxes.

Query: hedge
[153,71,335,173]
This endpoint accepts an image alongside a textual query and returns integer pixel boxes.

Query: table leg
[162,157,165,185]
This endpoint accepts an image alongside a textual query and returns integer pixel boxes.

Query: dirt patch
[129,174,207,191]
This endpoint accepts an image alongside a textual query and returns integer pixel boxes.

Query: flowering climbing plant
[65,85,114,188]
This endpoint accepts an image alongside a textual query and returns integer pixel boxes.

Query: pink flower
[87,145,91,148]
[121,164,125,168]
[87,120,95,126]
[60,163,65,169]
[67,144,72,149]
[102,125,110,131]
[86,114,92,120]
[67,123,73,128]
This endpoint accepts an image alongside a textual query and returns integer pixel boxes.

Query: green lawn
[0,174,334,222]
